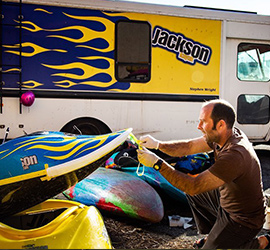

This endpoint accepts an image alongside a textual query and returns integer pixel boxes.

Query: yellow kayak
[0,199,112,249]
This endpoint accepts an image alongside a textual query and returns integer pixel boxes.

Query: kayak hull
[64,168,164,223]
[120,165,187,202]
[0,199,112,249]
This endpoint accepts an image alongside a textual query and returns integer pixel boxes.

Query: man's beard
[204,132,219,144]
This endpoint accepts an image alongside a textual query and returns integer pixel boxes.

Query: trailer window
[237,43,270,82]
[237,94,270,124]
[115,20,151,82]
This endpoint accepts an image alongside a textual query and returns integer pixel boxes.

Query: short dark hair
[203,99,236,129]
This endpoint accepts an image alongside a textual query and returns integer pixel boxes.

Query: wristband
[153,159,163,171]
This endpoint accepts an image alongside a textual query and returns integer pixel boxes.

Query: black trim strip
[2,89,218,102]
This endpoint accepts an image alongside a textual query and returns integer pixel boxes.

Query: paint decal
[2,4,130,91]
[0,130,125,184]
[2,2,221,96]
[21,155,38,170]
[152,26,212,65]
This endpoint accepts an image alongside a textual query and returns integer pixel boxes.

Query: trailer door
[223,39,270,142]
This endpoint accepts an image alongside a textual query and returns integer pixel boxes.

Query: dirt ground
[100,149,270,249]
[103,195,201,249]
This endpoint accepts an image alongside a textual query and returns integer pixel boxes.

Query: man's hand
[137,147,160,168]
[139,135,160,150]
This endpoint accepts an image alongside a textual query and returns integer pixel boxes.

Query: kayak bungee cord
[128,133,144,176]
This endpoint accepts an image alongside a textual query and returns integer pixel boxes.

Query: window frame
[115,20,152,83]
[237,43,270,82]
[237,94,270,125]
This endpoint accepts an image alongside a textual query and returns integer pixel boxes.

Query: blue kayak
[104,148,212,203]
[0,128,131,218]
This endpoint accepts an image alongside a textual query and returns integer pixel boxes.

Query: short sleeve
[208,149,244,183]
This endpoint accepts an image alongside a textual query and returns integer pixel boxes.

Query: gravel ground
[103,195,201,249]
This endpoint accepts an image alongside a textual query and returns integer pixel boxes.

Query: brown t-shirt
[208,127,266,229]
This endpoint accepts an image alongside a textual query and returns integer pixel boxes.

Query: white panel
[227,21,270,40]
[0,97,203,141]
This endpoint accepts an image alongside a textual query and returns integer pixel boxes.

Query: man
[137,99,267,249]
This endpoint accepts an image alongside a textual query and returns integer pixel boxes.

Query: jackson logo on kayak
[21,155,38,170]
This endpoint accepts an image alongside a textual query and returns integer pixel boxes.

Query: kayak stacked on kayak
[0,128,132,218]
[0,128,133,249]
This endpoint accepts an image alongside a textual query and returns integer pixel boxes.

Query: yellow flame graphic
[27,139,89,152]
[3,44,20,49]
[42,62,99,80]
[21,80,44,88]
[42,59,114,86]
[74,140,105,157]
[1,133,116,160]
[53,80,78,88]
[2,68,20,73]
[43,58,116,88]
[54,79,115,88]
[18,16,114,50]
[34,8,53,14]
[44,139,106,160]
[16,20,43,32]
[1,136,70,159]
[103,12,127,17]
[18,19,113,50]
[3,42,66,57]
[18,20,111,46]
[1,142,46,159]
[16,136,71,145]
[77,44,112,54]
[0,149,9,154]
[62,13,114,50]
[17,20,109,45]
[47,26,100,44]
[4,11,130,90]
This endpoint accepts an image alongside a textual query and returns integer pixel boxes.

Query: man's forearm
[158,161,224,196]
[158,136,211,157]
[158,140,192,157]
[158,161,197,195]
